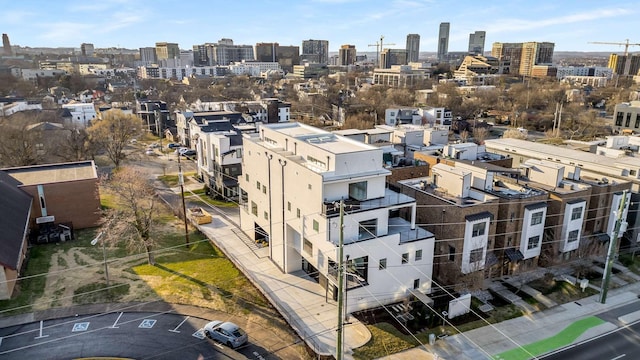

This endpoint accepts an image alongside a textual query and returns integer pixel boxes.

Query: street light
[91,231,109,290]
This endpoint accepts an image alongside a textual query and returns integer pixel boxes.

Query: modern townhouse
[239,122,435,312]
[191,123,244,200]
[484,138,640,246]
[176,110,246,147]
[399,163,500,290]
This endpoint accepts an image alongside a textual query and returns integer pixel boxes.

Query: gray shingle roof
[0,171,32,270]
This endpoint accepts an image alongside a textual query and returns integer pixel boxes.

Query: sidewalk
[189,194,371,359]
[387,271,640,360]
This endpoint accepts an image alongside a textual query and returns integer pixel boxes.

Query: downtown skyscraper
[437,22,450,62]
[406,34,420,62]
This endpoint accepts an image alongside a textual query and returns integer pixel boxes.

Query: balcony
[323,188,415,217]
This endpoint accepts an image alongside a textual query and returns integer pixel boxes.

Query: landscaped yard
[527,274,599,304]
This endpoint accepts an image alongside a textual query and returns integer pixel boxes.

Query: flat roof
[2,160,97,186]
[264,122,377,154]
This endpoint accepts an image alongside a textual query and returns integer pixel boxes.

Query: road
[0,312,275,359]
[541,319,640,360]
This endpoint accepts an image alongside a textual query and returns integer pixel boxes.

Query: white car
[203,321,248,349]
[174,147,189,155]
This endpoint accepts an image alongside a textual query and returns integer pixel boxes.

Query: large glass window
[571,207,583,220]
[527,235,540,249]
[469,247,484,263]
[615,112,624,126]
[349,181,367,201]
[347,256,369,284]
[472,222,486,237]
[531,211,543,225]
[568,230,579,242]
[359,219,377,240]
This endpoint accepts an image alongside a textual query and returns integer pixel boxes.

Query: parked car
[167,143,181,149]
[203,321,247,349]
[174,147,189,154]
[149,142,160,149]
[181,149,197,157]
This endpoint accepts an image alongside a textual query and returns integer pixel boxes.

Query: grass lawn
[157,172,198,187]
[353,323,430,360]
[493,316,605,360]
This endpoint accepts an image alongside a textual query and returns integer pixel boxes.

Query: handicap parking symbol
[139,319,157,329]
[192,329,206,339]
[72,322,90,332]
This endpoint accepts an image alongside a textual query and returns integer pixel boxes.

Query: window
[568,229,579,242]
[615,112,623,126]
[264,211,268,220]
[631,170,637,176]
[296,208,301,218]
[379,258,387,270]
[413,279,420,289]
[635,114,640,129]
[527,235,540,249]
[469,248,484,263]
[531,211,543,225]
[308,184,312,190]
[626,113,632,127]
[303,238,313,255]
[262,185,266,194]
[313,220,319,232]
[402,253,409,264]
[251,201,258,216]
[256,181,261,190]
[571,207,583,220]
[347,256,369,284]
[349,181,367,201]
[415,249,423,261]
[472,222,486,237]
[287,202,291,211]
[449,246,455,261]
[359,219,377,240]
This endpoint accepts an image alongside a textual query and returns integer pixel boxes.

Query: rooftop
[2,160,97,186]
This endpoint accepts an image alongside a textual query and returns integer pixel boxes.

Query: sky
[0,0,638,53]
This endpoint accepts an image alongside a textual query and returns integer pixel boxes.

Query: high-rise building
[255,42,299,72]
[301,39,329,64]
[192,39,254,66]
[608,53,640,76]
[491,41,554,76]
[406,34,420,63]
[2,33,12,56]
[80,43,94,57]
[468,31,486,55]
[339,44,356,66]
[380,48,408,68]
[437,22,450,61]
[155,42,180,61]
[139,47,157,65]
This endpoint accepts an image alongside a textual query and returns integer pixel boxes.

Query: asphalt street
[0,311,273,360]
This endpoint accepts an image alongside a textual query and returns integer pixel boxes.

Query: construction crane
[588,39,640,76]
[368,35,396,68]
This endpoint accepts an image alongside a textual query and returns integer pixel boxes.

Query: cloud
[486,7,634,35]
[0,10,37,25]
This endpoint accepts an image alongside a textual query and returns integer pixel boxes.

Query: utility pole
[336,199,345,360]
[600,190,628,304]
[178,153,190,248]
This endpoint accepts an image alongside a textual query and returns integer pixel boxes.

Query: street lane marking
[110,312,123,328]
[139,319,156,329]
[611,355,626,360]
[35,320,49,339]
[169,316,190,333]
[72,322,90,332]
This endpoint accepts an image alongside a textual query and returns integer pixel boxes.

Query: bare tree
[473,127,489,145]
[459,130,470,143]
[0,114,43,166]
[87,110,142,167]
[101,167,159,265]
[55,126,97,162]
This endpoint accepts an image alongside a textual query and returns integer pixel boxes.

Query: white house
[239,122,435,312]
[62,102,97,128]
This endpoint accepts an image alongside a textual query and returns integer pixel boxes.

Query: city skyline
[0,0,637,54]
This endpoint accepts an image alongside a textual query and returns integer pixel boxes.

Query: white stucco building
[239,122,435,312]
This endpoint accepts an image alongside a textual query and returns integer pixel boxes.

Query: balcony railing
[323,189,415,216]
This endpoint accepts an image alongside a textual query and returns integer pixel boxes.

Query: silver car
[203,321,248,349]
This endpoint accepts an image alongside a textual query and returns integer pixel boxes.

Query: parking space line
[139,319,157,329]
[34,321,49,339]
[169,316,190,333]
[110,312,123,328]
